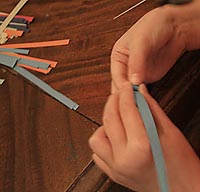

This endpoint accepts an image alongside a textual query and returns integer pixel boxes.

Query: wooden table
[0,1,199,192]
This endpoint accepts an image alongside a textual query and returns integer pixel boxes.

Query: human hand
[111,0,200,89]
[89,83,200,192]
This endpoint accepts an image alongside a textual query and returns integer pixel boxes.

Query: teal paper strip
[0,47,29,54]
[133,85,169,192]
[0,53,49,69]
[18,58,49,69]
[0,56,78,110]
[14,65,79,110]
[0,53,18,68]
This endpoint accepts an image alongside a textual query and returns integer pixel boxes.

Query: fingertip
[139,83,149,94]
[129,73,145,85]
[88,126,104,151]
[88,134,96,151]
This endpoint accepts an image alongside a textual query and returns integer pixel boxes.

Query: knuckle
[110,174,121,184]
[88,134,99,150]
[112,40,121,51]
[130,137,151,156]
[103,109,114,125]
[102,115,109,126]
[110,50,119,62]
[111,41,122,59]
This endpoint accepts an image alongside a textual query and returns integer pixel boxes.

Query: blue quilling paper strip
[0,56,79,110]
[133,85,169,192]
[14,66,79,110]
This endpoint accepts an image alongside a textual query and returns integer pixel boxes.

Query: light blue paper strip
[0,53,18,68]
[18,58,50,69]
[133,85,169,192]
[0,52,49,69]
[0,58,78,110]
[14,65,79,110]
[0,48,29,54]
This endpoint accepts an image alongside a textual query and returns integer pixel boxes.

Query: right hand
[89,83,200,192]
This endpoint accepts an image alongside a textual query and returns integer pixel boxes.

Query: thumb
[127,35,151,85]
[128,53,147,85]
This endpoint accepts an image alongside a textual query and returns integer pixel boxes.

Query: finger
[127,35,152,85]
[103,94,127,151]
[92,153,113,178]
[139,84,176,134]
[89,126,113,165]
[119,83,148,142]
[127,12,173,84]
[110,40,129,89]
[128,51,147,85]
[111,81,118,94]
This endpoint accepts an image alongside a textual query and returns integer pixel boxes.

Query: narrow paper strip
[0,47,29,54]
[133,85,169,192]
[2,52,57,68]
[0,53,18,67]
[0,13,34,23]
[14,65,79,110]
[0,0,28,34]
[17,63,52,74]
[0,39,70,48]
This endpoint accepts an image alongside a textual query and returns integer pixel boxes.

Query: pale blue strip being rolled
[133,85,169,192]
[14,65,79,110]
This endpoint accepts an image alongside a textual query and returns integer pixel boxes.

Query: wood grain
[0,68,99,192]
[0,0,158,123]
[0,0,199,192]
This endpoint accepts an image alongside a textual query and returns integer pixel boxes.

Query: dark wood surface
[0,0,199,192]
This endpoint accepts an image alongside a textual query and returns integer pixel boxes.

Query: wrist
[163,0,200,50]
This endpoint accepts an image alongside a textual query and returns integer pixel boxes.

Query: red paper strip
[4,28,24,38]
[0,13,34,23]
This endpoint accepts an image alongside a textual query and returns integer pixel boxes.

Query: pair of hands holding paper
[90,3,200,192]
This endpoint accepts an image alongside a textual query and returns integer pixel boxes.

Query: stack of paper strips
[0,39,79,110]
[0,1,78,110]
[0,0,34,44]
[0,39,70,74]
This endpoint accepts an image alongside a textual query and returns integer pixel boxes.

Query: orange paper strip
[0,39,70,49]
[1,52,57,68]
[0,0,28,35]
[17,63,52,74]
[4,28,24,38]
